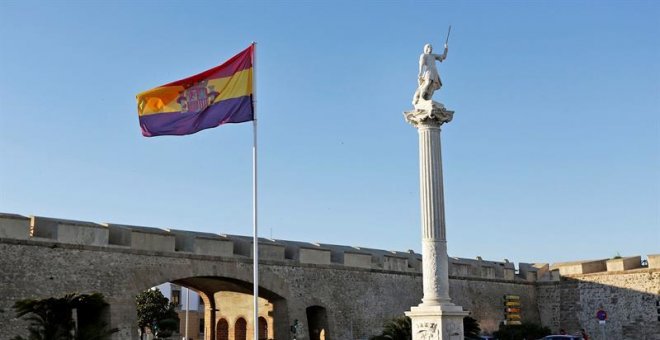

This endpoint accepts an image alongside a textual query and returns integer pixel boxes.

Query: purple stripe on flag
[139,96,253,137]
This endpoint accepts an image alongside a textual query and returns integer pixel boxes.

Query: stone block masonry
[0,213,30,239]
[538,270,660,339]
[0,213,657,339]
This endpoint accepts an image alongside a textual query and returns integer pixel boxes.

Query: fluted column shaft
[417,121,451,306]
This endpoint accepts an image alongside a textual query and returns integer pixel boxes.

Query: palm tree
[369,316,412,340]
[12,295,76,340]
[11,293,116,340]
[463,316,481,339]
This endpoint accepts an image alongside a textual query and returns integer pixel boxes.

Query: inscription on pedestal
[416,322,439,340]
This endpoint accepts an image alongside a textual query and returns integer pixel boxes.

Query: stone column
[201,292,216,340]
[417,119,450,306]
[404,104,468,340]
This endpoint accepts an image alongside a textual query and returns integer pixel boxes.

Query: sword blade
[445,25,452,45]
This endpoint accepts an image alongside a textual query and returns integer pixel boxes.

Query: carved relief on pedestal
[416,322,439,340]
[422,241,440,303]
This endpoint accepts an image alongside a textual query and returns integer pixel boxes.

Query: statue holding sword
[413,26,451,106]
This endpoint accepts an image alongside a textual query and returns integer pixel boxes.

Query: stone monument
[404,40,469,340]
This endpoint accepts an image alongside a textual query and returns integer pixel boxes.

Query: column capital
[403,102,454,128]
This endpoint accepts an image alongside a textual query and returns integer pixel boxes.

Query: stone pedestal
[404,101,468,340]
[407,305,466,340]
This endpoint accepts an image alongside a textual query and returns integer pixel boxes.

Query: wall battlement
[1,212,656,281]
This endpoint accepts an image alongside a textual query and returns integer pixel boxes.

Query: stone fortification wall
[0,237,425,339]
[449,277,537,333]
[0,213,541,339]
[4,213,656,338]
[537,266,660,340]
[0,214,660,340]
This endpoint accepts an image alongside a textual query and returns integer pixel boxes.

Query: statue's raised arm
[436,43,448,62]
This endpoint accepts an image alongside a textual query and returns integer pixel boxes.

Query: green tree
[73,294,118,340]
[11,293,116,340]
[463,316,481,339]
[369,315,411,340]
[136,288,179,340]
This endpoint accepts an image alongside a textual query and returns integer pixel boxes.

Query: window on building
[235,318,247,340]
[217,318,229,340]
[258,317,268,340]
[171,290,181,307]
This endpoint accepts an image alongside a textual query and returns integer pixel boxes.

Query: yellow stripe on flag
[137,68,253,117]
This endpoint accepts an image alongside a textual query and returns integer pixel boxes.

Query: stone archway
[125,262,291,340]
[306,305,329,340]
[170,277,285,340]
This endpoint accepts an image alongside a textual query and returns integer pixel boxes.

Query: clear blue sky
[1,0,658,265]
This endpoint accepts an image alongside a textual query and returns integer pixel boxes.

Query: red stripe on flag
[163,45,253,87]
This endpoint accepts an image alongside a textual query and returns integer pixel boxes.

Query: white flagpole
[184,288,189,340]
[251,41,259,340]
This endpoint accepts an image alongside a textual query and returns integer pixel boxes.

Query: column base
[406,304,469,340]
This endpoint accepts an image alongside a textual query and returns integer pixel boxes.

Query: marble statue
[413,43,448,106]
[405,40,454,126]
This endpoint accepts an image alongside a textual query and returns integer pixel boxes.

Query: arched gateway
[168,277,285,340]
[108,261,291,340]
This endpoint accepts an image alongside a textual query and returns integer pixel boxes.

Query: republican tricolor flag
[136,45,254,137]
